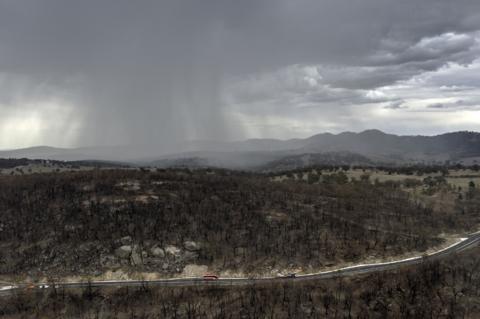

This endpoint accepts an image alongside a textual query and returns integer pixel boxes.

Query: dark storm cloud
[371,33,476,66]
[1,0,480,148]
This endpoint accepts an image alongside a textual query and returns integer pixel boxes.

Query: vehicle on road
[203,274,219,281]
[24,284,36,291]
[0,236,476,297]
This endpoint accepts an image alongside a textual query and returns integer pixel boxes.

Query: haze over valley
[2,130,480,171]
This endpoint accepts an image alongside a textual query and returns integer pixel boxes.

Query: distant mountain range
[1,130,480,170]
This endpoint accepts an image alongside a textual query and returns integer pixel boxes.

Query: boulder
[115,245,132,259]
[184,241,201,251]
[150,246,165,258]
[78,242,95,253]
[165,245,181,257]
[183,251,199,262]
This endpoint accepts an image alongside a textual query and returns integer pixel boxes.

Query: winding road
[1,231,480,296]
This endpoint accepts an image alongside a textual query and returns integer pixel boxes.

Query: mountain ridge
[1,130,479,169]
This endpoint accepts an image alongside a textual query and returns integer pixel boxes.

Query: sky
[1,0,480,149]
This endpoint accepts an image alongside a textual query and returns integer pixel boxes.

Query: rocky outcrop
[165,245,181,257]
[150,246,165,258]
[110,242,201,273]
[115,245,132,259]
[184,241,201,251]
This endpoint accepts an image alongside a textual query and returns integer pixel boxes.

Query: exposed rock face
[165,245,181,257]
[184,241,201,251]
[150,246,165,258]
[115,245,132,259]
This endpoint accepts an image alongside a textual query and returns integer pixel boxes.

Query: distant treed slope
[1,130,479,167]
[0,158,128,175]
[302,130,480,161]
[0,158,42,169]
[151,157,210,169]
[259,152,374,172]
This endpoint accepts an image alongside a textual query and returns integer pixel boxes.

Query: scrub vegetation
[0,167,478,282]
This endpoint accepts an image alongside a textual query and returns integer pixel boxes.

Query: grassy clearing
[275,168,480,193]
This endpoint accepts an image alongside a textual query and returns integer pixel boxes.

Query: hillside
[259,152,374,172]
[1,168,479,282]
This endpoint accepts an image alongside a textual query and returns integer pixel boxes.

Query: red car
[203,274,219,281]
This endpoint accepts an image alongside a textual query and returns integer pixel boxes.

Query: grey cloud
[427,103,454,109]
[225,65,389,110]
[371,33,477,66]
[384,100,407,110]
[426,99,480,110]
[314,65,419,90]
[1,0,480,148]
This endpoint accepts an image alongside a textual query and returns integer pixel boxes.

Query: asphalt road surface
[1,231,480,296]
